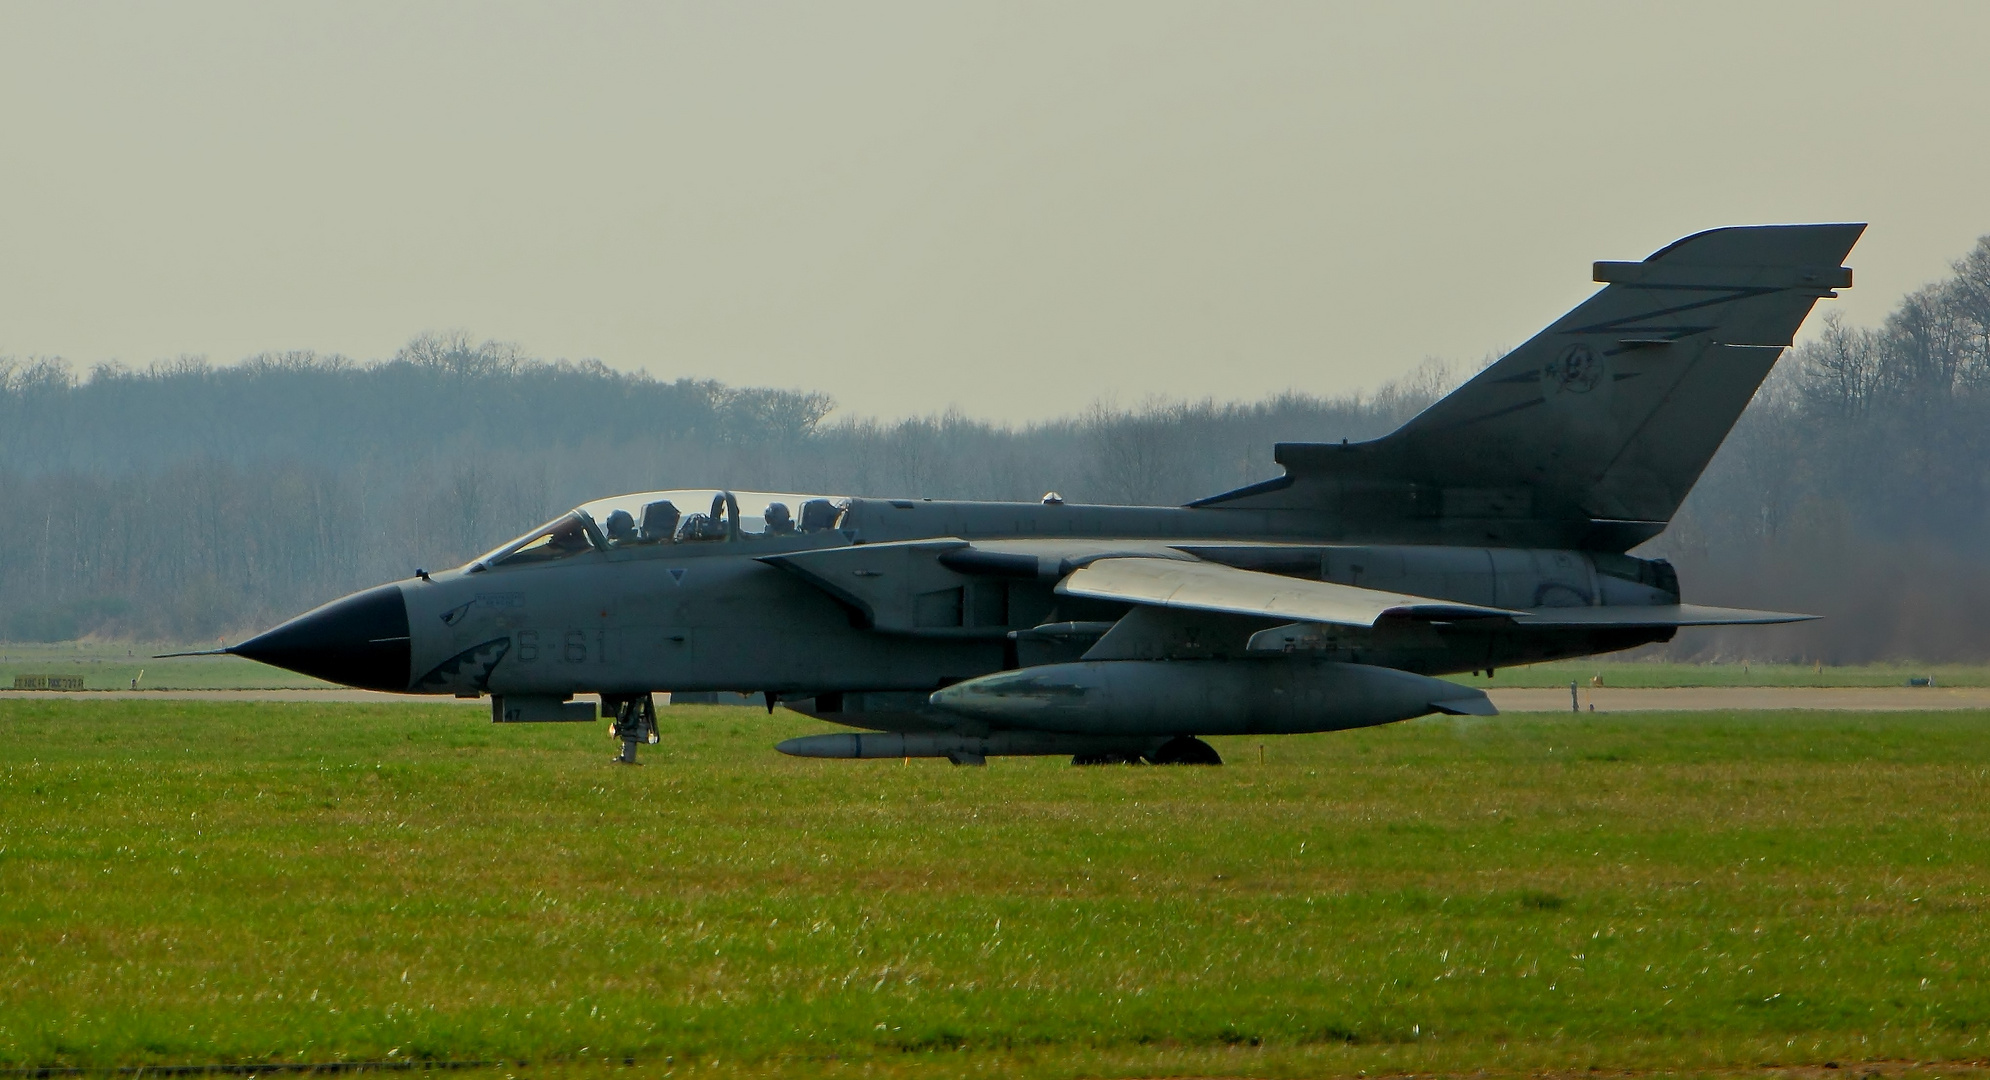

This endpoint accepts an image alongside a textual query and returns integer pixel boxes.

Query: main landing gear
[1072,736,1223,766]
[608,693,659,764]
[1148,736,1223,765]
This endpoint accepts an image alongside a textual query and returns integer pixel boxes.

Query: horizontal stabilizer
[1059,556,1520,627]
[1511,603,1816,628]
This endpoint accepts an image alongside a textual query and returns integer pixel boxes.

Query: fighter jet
[211,224,1862,765]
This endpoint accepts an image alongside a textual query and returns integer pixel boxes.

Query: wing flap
[1058,557,1520,627]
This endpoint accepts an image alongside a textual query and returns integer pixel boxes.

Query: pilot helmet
[604,508,637,542]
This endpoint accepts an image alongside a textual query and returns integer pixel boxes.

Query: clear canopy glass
[472,489,850,569]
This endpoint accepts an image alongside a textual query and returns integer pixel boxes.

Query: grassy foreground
[2,702,1988,1078]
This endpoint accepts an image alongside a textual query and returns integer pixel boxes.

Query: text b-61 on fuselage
[513,629,613,666]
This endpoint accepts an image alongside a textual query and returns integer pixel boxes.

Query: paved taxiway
[1493,686,1990,712]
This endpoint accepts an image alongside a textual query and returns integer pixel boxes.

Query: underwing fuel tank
[928,659,1495,736]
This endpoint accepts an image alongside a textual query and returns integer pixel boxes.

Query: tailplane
[1196,223,1865,550]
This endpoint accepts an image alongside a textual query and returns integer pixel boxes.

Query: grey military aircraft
[208,223,1862,765]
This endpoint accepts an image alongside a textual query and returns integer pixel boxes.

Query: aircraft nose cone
[230,584,411,692]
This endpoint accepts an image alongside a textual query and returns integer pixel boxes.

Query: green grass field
[2,701,1987,1079]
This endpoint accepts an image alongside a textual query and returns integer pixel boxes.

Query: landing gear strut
[609,693,659,764]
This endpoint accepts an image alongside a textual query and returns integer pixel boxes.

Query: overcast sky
[3,2,1987,420]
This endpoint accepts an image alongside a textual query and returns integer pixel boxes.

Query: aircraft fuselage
[240,495,1677,724]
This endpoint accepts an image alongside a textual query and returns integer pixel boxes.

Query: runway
[1489,685,1990,712]
[0,688,485,704]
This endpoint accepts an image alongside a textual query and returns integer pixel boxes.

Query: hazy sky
[4,2,1988,421]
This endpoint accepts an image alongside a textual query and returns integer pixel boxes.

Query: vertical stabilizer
[1196,224,1865,550]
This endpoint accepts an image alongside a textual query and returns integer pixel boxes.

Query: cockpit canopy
[472,489,850,570]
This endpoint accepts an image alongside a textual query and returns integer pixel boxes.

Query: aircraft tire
[1071,751,1145,766]
[1147,736,1222,766]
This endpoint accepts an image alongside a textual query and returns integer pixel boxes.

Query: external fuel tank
[928,658,1494,736]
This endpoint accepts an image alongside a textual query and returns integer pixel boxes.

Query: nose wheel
[608,693,659,764]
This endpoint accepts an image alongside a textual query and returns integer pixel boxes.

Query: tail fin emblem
[1545,344,1604,395]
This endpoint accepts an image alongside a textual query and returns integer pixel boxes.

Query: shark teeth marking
[416,637,511,693]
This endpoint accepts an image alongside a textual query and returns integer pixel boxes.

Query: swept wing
[1058,556,1813,628]
[1057,556,1518,626]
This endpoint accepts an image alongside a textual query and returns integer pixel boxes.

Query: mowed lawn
[2,701,1987,1078]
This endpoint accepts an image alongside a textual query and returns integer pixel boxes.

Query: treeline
[1650,233,1990,661]
[3,234,1987,661]
[0,333,1436,641]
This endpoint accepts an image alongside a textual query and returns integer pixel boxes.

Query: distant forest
[4,234,1987,662]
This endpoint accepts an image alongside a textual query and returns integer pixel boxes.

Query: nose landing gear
[607,693,659,764]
